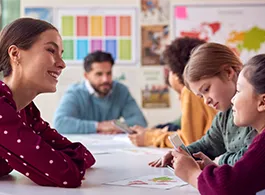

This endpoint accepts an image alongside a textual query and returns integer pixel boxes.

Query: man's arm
[53,89,97,134]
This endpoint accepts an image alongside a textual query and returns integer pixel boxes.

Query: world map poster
[173,3,265,63]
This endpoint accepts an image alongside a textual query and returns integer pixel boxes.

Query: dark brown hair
[0,18,57,77]
[163,37,205,85]
[243,54,265,94]
[83,51,114,72]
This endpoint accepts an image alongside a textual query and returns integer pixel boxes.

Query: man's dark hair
[163,37,206,85]
[83,51,115,72]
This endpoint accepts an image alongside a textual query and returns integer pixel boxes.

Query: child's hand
[149,150,173,167]
[193,152,217,170]
[128,126,146,146]
[172,147,201,188]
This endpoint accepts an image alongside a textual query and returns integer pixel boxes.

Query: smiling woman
[0,21,65,96]
[0,18,95,188]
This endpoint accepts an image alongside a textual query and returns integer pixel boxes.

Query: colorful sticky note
[119,16,131,36]
[63,40,74,60]
[76,16,88,36]
[105,40,117,60]
[175,6,187,19]
[91,16,103,36]
[76,40,88,60]
[91,40,102,52]
[105,16,116,36]
[119,39,131,60]
[62,16,74,36]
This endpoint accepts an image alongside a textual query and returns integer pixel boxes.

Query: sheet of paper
[105,175,187,189]
[90,150,114,155]
[116,148,166,155]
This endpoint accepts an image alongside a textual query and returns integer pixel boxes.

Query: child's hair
[183,42,242,88]
[243,54,265,94]
[163,37,205,85]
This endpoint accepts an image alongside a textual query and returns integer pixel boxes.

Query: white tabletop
[0,134,200,195]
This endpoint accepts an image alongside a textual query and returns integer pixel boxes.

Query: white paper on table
[112,134,132,143]
[104,175,187,190]
[116,148,167,155]
[91,147,166,155]
[90,148,122,155]
[90,150,113,155]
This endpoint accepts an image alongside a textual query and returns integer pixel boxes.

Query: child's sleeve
[187,111,226,160]
[144,129,175,148]
[198,132,265,195]
[218,129,257,165]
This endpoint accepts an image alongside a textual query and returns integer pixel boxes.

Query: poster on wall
[56,8,137,65]
[24,7,53,23]
[141,0,169,25]
[113,67,141,106]
[173,3,265,63]
[141,25,170,65]
[141,67,170,108]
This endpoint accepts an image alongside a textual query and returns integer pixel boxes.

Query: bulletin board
[172,2,265,63]
[24,7,138,65]
[56,8,137,65]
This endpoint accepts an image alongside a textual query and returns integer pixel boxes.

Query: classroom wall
[20,0,182,128]
[21,0,260,126]
[20,0,264,128]
[1,0,20,27]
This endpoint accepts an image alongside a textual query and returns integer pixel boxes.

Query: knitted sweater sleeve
[198,130,265,195]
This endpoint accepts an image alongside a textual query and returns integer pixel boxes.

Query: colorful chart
[58,8,136,64]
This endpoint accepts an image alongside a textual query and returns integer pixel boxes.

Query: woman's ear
[8,45,21,65]
[257,94,265,112]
